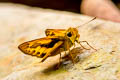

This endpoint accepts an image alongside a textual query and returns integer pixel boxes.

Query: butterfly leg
[69,49,75,64]
[77,41,97,51]
[63,47,67,56]
[59,52,61,64]
[56,49,62,68]
[78,42,90,50]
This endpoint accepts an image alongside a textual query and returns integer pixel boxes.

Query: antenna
[76,17,96,29]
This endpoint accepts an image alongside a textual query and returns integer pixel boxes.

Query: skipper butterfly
[18,17,96,63]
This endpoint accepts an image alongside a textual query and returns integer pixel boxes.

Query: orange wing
[18,36,63,62]
[45,29,66,37]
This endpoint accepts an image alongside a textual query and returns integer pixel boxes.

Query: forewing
[45,29,66,37]
[18,37,63,59]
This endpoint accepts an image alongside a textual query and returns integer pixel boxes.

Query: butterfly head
[66,27,80,44]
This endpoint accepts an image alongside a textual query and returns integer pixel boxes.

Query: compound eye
[67,32,72,37]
